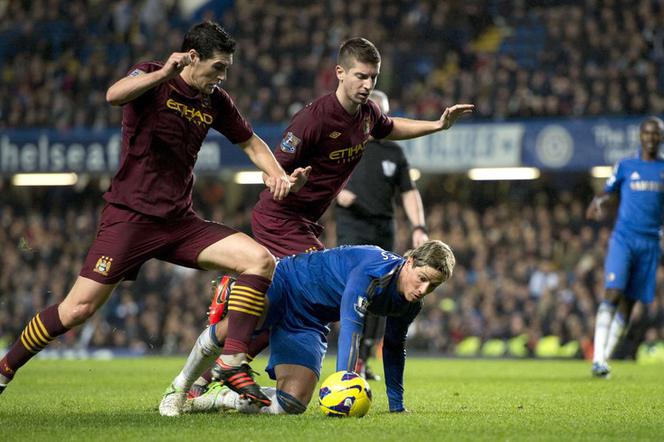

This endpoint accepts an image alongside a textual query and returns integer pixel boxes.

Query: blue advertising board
[0,125,284,174]
[0,116,658,174]
[519,117,645,170]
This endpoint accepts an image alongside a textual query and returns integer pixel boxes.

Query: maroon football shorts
[251,210,324,258]
[80,204,238,284]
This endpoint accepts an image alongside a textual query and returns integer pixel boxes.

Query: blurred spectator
[2,176,664,359]
[2,0,664,358]
[1,0,661,130]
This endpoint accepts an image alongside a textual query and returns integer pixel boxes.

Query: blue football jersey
[605,156,664,237]
[274,245,422,411]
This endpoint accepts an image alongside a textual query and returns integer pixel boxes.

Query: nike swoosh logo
[341,385,363,394]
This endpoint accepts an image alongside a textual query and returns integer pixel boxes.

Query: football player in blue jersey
[159,240,454,415]
[586,116,664,378]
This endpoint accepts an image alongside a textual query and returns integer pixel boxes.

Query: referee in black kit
[335,89,429,380]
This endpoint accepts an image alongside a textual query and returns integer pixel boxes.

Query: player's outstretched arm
[386,104,474,140]
[106,52,192,106]
[239,134,292,200]
[586,193,614,221]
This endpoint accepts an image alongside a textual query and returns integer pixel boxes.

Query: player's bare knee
[62,302,97,327]
[276,389,308,414]
[277,376,315,406]
[251,247,276,277]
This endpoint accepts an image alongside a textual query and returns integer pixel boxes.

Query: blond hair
[404,240,455,282]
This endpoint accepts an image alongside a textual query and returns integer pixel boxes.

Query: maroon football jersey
[254,92,393,223]
[104,61,253,219]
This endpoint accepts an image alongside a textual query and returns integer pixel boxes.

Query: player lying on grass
[159,240,455,415]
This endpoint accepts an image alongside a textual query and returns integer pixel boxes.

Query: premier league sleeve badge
[280,131,301,153]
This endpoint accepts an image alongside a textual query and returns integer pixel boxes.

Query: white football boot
[159,384,187,416]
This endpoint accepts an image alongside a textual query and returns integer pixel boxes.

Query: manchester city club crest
[94,256,113,276]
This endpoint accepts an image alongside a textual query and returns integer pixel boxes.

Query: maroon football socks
[221,274,270,357]
[0,303,69,380]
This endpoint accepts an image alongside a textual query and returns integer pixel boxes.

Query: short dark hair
[337,37,381,68]
[641,116,664,133]
[181,21,236,60]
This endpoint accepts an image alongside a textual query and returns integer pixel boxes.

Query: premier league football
[319,371,372,417]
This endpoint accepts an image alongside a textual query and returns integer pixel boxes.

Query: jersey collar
[173,73,203,99]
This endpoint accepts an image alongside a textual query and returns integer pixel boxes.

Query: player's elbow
[105,91,121,106]
[105,87,127,106]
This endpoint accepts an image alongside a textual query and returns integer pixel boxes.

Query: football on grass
[318,371,372,417]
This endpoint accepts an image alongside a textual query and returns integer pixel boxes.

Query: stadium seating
[1,0,661,129]
[1,0,663,359]
[2,181,662,359]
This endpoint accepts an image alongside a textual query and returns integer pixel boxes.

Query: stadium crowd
[0,0,662,130]
[1,0,664,361]
[2,180,663,360]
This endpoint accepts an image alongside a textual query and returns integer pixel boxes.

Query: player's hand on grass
[439,104,474,130]
[336,189,357,208]
[161,52,192,80]
[288,166,312,193]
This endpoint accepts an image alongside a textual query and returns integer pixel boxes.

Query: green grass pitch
[1,357,663,441]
